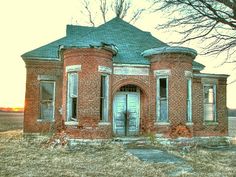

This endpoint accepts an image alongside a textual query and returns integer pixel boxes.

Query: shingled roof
[21,26,95,60]
[22,17,204,70]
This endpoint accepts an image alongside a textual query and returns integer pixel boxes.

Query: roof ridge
[75,17,158,46]
[97,17,147,33]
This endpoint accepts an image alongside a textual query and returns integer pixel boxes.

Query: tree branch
[152,0,236,63]
[82,0,95,27]
[100,0,108,23]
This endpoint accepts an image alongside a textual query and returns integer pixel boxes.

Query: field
[0,113,236,177]
[0,112,23,132]
[229,117,236,137]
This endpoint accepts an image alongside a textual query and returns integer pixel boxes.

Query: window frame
[39,80,56,122]
[66,72,79,123]
[100,74,109,122]
[203,84,217,122]
[186,78,192,122]
[156,76,169,122]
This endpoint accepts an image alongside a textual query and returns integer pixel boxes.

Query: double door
[113,92,140,136]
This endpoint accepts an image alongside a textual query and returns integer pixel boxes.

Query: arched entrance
[113,85,140,136]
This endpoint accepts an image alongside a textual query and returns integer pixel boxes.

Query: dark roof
[21,17,205,69]
[21,26,95,59]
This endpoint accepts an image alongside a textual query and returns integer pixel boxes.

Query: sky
[0,0,235,108]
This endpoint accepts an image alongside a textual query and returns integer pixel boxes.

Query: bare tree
[81,0,96,27]
[100,0,108,23]
[152,0,236,64]
[113,0,131,19]
[80,0,149,25]
[128,8,146,24]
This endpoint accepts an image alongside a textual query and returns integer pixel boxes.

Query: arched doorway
[113,85,140,136]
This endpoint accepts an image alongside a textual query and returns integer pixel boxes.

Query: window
[67,72,78,122]
[157,77,168,122]
[187,79,192,122]
[39,81,55,121]
[204,85,216,121]
[119,84,137,92]
[100,75,109,122]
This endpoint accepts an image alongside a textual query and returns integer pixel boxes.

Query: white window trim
[186,122,194,126]
[187,78,192,123]
[156,76,169,122]
[66,65,81,73]
[39,80,56,122]
[65,121,78,126]
[98,122,111,126]
[66,72,78,123]
[37,119,55,123]
[203,84,217,122]
[154,122,170,126]
[154,69,171,76]
[98,65,112,74]
[38,75,57,81]
[100,74,109,122]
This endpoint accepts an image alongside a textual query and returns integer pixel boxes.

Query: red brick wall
[192,78,228,136]
[23,51,228,138]
[149,54,193,137]
[62,48,113,138]
[23,60,63,133]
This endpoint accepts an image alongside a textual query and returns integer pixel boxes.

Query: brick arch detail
[111,78,149,98]
[111,78,153,135]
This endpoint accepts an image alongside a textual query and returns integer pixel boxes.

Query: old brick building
[22,18,228,138]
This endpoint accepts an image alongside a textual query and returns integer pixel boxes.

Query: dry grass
[0,113,236,177]
[0,130,169,177]
[166,146,236,177]
[1,131,236,177]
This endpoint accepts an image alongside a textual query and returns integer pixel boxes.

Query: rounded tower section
[142,46,197,137]
[61,44,117,138]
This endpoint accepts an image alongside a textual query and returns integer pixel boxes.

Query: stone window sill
[98,122,111,126]
[186,122,194,126]
[203,121,218,126]
[65,121,78,126]
[155,122,170,126]
[37,119,54,123]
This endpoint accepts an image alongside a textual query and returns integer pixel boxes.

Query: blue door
[113,92,140,136]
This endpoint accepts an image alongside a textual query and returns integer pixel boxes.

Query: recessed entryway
[113,85,140,136]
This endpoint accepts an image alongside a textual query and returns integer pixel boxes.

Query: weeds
[1,130,236,177]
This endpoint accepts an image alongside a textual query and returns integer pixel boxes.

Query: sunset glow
[0,107,24,112]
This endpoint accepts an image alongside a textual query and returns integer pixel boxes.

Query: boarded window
[157,78,168,122]
[100,75,109,121]
[204,85,216,121]
[40,81,55,121]
[187,79,192,122]
[67,72,78,122]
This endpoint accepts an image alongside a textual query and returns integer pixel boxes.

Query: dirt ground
[0,113,236,177]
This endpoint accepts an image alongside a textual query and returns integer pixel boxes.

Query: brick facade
[22,18,228,138]
[23,49,228,138]
[24,60,63,133]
